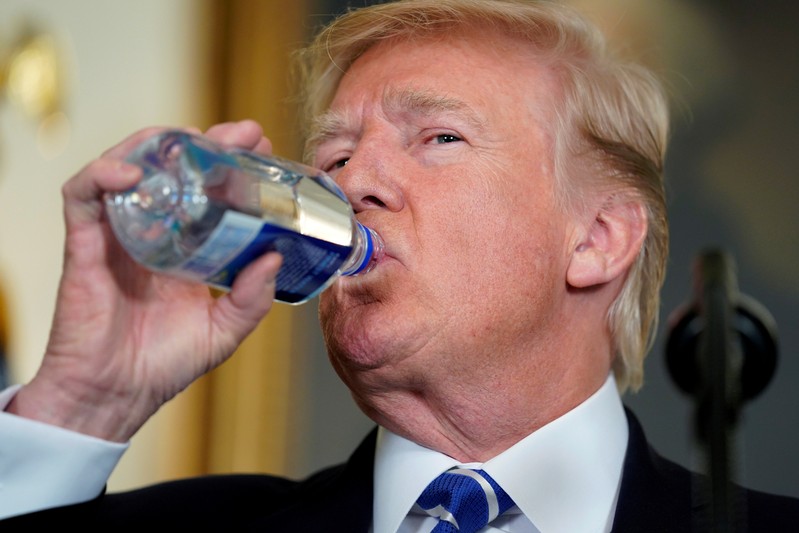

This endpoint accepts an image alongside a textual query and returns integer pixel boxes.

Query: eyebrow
[307,87,486,152]
[307,110,350,152]
[383,87,486,129]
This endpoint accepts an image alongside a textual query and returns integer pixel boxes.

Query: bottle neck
[341,223,383,276]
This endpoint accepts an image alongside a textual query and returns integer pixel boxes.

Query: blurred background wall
[565,0,799,499]
[0,0,218,490]
[0,0,796,499]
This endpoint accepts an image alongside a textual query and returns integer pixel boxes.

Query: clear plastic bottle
[105,130,383,304]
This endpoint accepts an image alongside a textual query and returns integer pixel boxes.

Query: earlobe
[566,199,648,289]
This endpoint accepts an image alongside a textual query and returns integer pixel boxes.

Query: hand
[7,120,282,442]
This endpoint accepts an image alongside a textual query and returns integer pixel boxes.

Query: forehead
[324,30,558,128]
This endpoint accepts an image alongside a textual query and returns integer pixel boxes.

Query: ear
[566,197,648,289]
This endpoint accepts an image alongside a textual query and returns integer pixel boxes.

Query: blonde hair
[297,0,669,392]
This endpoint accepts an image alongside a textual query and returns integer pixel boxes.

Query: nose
[334,148,405,214]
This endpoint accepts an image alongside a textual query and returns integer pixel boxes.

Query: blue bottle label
[174,211,351,303]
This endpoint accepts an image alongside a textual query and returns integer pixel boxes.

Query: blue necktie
[416,468,516,533]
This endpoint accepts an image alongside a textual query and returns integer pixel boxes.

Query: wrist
[7,372,146,443]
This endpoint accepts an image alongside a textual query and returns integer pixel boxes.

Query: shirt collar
[372,374,628,533]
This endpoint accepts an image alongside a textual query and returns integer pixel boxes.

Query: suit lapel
[257,428,377,532]
[611,409,705,532]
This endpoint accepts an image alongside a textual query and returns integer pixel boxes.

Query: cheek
[425,174,533,259]
[447,191,566,301]
[412,189,515,301]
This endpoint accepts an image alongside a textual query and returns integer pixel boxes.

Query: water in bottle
[105,130,383,304]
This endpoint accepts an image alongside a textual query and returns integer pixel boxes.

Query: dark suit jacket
[3,410,798,531]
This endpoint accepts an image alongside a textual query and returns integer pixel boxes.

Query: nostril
[363,195,386,208]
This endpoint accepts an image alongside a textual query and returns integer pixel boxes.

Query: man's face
[314,31,581,393]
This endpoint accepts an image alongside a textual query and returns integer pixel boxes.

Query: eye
[432,134,462,144]
[324,157,349,175]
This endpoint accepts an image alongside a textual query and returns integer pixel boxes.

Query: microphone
[665,249,779,531]
[665,250,778,407]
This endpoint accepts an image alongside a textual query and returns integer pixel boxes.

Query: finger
[252,136,273,156]
[212,252,283,338]
[101,125,210,161]
[101,126,173,159]
[205,120,265,150]
[62,158,142,227]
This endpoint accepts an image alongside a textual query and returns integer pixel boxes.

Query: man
[0,0,797,531]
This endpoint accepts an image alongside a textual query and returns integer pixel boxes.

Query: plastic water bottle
[104,130,383,304]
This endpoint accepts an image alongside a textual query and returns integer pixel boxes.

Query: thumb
[210,252,283,345]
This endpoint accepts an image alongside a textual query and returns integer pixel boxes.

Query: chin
[319,269,441,375]
[320,294,390,371]
[320,296,428,381]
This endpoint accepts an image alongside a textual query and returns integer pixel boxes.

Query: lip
[357,221,399,265]
[353,216,406,271]
[372,233,401,266]
[348,236,400,279]
[364,246,398,275]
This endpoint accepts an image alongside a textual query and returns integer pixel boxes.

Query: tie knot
[416,468,515,533]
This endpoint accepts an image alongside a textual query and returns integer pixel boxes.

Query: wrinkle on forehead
[382,86,486,129]
[307,85,488,157]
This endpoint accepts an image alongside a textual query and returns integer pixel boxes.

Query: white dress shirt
[0,375,627,531]
[372,375,628,533]
[0,385,128,519]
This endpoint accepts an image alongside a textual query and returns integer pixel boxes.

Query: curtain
[159,0,317,479]
[204,0,315,476]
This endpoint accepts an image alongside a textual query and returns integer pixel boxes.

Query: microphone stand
[666,249,778,532]
[698,251,740,532]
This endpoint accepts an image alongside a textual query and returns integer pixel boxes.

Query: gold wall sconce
[1,24,70,159]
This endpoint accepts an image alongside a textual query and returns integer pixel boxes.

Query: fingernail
[118,161,140,177]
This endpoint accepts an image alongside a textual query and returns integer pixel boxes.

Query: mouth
[324,242,402,305]
[341,225,384,278]
[338,240,400,289]
[362,225,387,273]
